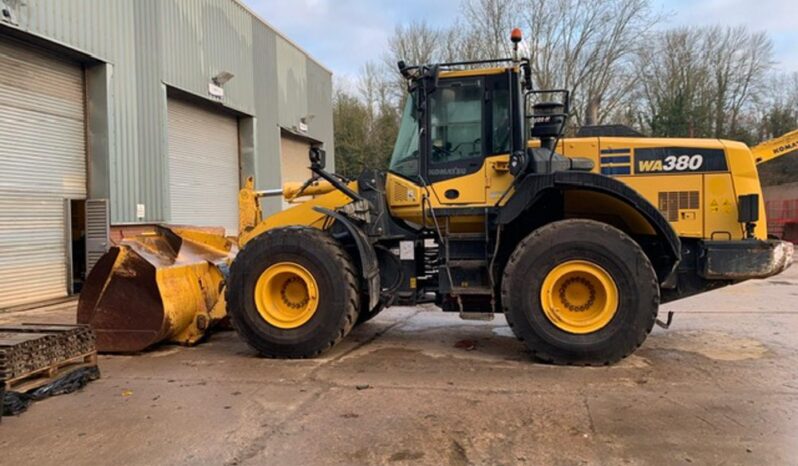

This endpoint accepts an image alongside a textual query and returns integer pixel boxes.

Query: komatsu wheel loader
[218,32,791,365]
[80,31,793,364]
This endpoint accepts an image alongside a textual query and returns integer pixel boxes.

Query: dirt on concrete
[1,267,797,465]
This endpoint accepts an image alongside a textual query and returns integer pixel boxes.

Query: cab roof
[439,67,511,79]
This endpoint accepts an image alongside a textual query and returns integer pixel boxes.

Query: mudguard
[313,207,381,310]
[498,171,682,268]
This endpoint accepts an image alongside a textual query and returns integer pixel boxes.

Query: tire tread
[501,219,659,366]
[227,227,359,359]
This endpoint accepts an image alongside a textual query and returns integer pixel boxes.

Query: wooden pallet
[3,350,97,393]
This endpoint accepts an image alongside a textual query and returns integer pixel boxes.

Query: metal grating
[658,191,700,222]
[85,199,110,274]
[392,182,410,203]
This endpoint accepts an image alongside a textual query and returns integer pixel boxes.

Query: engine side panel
[559,137,768,241]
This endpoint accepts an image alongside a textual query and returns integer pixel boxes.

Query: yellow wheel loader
[224,37,792,365]
[81,31,793,364]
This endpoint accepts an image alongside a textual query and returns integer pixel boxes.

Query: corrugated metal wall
[307,59,336,170]
[276,36,308,134]
[1,0,333,224]
[161,0,255,113]
[249,16,282,214]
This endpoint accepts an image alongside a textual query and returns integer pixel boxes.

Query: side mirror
[309,147,326,170]
[422,65,439,94]
[522,63,533,90]
[398,61,411,79]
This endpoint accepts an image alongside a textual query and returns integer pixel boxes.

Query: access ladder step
[446,232,486,240]
[447,260,489,268]
[450,286,493,296]
[459,312,495,321]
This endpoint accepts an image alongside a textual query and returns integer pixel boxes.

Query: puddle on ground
[491,326,514,338]
[648,331,767,361]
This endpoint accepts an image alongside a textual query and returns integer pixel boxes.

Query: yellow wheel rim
[254,262,319,329]
[539,260,619,334]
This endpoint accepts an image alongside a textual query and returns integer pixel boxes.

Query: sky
[244,0,798,80]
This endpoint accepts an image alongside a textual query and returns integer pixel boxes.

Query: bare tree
[439,18,487,63]
[705,26,774,137]
[636,28,712,136]
[636,25,773,139]
[516,0,659,126]
[754,71,798,140]
[386,20,441,67]
[358,62,393,119]
[461,0,516,59]
[380,21,444,104]
[457,0,659,126]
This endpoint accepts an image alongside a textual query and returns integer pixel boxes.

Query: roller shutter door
[0,37,86,309]
[280,134,313,210]
[167,98,240,235]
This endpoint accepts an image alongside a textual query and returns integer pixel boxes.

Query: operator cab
[388,61,593,191]
[389,68,517,184]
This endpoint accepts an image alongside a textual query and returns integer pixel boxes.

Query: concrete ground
[1,267,797,466]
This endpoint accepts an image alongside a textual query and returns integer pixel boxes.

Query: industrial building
[0,0,334,309]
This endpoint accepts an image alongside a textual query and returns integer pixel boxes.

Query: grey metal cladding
[306,59,335,169]
[2,0,333,224]
[276,35,308,134]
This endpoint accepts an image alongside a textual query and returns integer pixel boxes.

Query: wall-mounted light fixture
[212,71,235,86]
[1,0,18,25]
[209,71,234,100]
[299,114,315,133]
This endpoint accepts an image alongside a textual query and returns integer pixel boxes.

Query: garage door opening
[70,199,86,294]
[280,132,315,210]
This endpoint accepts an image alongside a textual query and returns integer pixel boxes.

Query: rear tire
[501,219,659,365]
[227,227,359,358]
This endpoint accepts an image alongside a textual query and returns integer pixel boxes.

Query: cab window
[389,98,420,178]
[429,81,483,167]
[491,86,511,154]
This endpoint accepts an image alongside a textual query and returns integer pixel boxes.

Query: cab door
[426,77,488,205]
[425,73,515,207]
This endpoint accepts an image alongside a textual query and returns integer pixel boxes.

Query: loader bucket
[77,226,236,353]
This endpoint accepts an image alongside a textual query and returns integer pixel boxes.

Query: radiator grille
[392,182,411,203]
[658,191,700,222]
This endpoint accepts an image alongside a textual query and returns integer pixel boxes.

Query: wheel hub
[280,277,311,310]
[255,262,319,329]
[557,276,596,312]
[540,260,619,334]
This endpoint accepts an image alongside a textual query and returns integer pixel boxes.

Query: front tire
[501,219,659,365]
[227,227,359,358]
